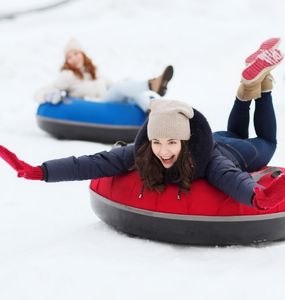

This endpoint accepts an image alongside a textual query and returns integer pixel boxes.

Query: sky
[1,0,285,299]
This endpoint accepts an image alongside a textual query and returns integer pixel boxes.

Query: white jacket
[34,69,113,103]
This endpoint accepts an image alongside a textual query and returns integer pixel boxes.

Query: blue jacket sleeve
[42,145,135,182]
[205,151,258,206]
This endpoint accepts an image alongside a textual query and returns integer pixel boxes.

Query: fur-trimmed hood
[134,108,214,180]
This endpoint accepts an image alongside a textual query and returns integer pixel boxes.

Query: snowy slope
[1,0,285,299]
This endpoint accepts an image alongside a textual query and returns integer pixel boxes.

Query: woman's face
[66,50,84,69]
[151,138,182,168]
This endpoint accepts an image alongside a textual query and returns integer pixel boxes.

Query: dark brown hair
[61,52,97,80]
[134,140,195,192]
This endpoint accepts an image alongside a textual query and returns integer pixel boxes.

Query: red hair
[61,52,97,80]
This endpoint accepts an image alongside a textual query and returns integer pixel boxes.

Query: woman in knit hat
[34,38,174,113]
[2,38,285,210]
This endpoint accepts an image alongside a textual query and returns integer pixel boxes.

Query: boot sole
[245,38,281,64]
[242,61,283,84]
[242,49,283,84]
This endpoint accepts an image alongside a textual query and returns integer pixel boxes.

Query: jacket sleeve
[41,145,135,182]
[34,70,75,103]
[205,152,259,206]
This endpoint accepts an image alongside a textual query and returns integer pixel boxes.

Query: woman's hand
[253,173,285,209]
[0,145,44,180]
[46,89,67,104]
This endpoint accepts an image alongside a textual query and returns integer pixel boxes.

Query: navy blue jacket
[42,109,258,206]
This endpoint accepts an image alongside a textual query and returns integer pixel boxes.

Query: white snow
[1,0,285,299]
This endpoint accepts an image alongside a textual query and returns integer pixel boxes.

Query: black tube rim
[37,115,141,130]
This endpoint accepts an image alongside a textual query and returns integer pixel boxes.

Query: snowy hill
[1,0,285,299]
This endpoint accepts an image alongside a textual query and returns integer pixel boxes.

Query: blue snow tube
[36,97,147,143]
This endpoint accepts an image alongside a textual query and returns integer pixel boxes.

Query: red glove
[253,173,285,210]
[0,145,44,180]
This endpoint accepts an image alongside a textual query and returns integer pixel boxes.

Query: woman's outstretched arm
[205,150,285,209]
[205,152,256,206]
[42,145,135,182]
[0,145,135,182]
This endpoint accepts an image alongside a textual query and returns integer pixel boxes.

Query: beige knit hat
[64,38,84,57]
[147,99,194,140]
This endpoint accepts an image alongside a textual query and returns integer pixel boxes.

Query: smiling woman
[146,99,193,169]
[34,38,174,142]
[34,38,174,113]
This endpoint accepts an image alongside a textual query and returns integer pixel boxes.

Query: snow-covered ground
[1,0,285,299]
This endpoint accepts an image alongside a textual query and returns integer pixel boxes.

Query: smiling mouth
[161,156,175,165]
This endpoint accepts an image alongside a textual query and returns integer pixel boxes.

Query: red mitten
[0,145,44,180]
[253,173,285,210]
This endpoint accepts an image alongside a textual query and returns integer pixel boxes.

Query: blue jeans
[102,79,160,112]
[213,92,277,172]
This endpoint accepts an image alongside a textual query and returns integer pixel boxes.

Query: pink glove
[253,173,285,210]
[0,145,43,180]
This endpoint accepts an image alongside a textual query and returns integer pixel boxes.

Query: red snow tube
[90,166,285,245]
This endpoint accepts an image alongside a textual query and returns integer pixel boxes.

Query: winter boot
[148,65,174,96]
[237,49,283,101]
[245,37,281,65]
[237,81,262,101]
[261,73,274,93]
[242,49,283,84]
